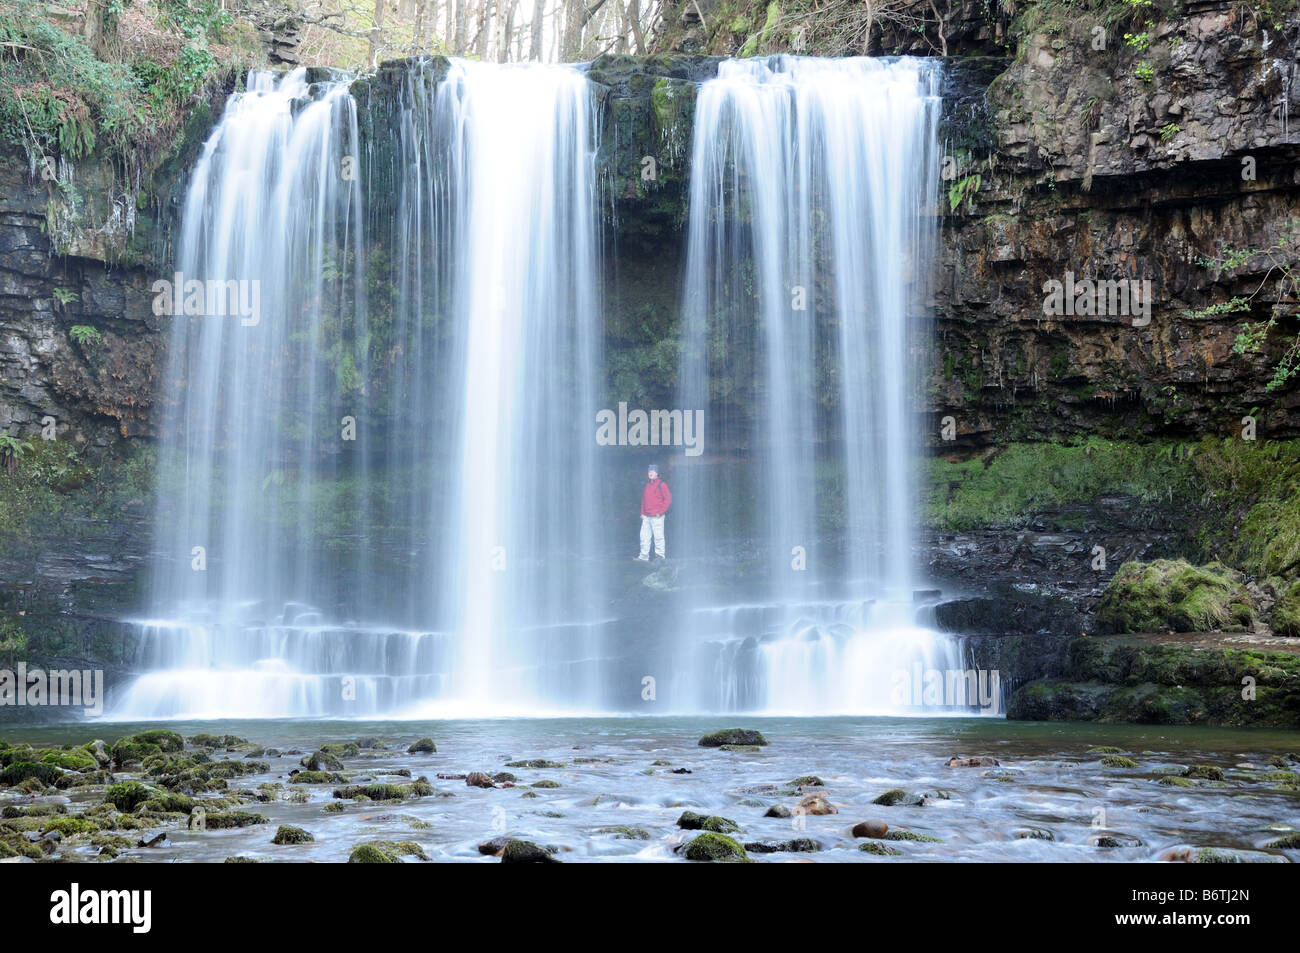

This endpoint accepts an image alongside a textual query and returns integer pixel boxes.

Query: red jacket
[641,478,672,517]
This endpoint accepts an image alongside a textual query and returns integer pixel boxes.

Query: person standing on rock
[637,464,672,562]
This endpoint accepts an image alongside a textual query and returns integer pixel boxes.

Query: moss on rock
[271,825,314,845]
[684,832,750,862]
[1098,560,1255,634]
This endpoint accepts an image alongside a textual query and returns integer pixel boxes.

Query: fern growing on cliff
[1188,229,1300,392]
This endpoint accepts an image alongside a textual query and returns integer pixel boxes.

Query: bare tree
[529,0,546,60]
[475,0,495,58]
[627,0,645,53]
[370,0,386,64]
[498,0,520,62]
[455,0,470,53]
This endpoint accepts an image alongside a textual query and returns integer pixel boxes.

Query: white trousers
[639,515,666,559]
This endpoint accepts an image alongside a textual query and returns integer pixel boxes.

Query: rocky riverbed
[2,717,1297,863]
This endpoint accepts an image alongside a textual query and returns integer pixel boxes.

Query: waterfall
[116,61,609,718]
[676,56,976,714]
[111,55,988,720]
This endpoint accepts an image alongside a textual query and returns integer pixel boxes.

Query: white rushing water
[113,56,983,720]
[117,62,610,719]
[675,56,969,714]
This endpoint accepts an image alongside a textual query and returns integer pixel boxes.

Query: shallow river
[9,717,1299,862]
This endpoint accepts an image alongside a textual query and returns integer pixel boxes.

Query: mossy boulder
[348,843,395,863]
[882,829,942,843]
[1,761,62,787]
[196,811,268,829]
[1097,560,1255,634]
[790,775,824,787]
[1007,635,1300,728]
[188,734,250,749]
[408,737,436,753]
[501,839,559,863]
[271,825,315,845]
[332,782,418,801]
[698,728,768,748]
[105,780,155,812]
[41,817,100,838]
[290,770,346,784]
[301,749,345,772]
[1269,580,1300,637]
[744,837,821,853]
[40,749,97,772]
[676,810,739,833]
[1101,755,1139,768]
[684,832,750,862]
[595,825,651,840]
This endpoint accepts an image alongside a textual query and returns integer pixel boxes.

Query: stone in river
[851,819,888,838]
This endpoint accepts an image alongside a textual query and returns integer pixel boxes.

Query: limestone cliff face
[6,12,1298,450]
[935,6,1300,446]
[0,81,224,450]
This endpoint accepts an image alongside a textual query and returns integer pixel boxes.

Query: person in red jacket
[637,464,672,561]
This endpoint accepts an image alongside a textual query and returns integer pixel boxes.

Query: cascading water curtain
[676,56,949,713]
[119,61,609,718]
[412,59,609,714]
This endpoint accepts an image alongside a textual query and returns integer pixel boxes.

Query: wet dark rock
[698,728,768,748]
[744,838,821,853]
[477,837,509,855]
[466,772,496,789]
[851,819,889,839]
[1015,828,1055,841]
[882,829,942,843]
[1092,833,1143,848]
[763,805,791,819]
[946,756,999,767]
[501,839,559,863]
[676,811,739,833]
[871,789,921,807]
[408,737,437,754]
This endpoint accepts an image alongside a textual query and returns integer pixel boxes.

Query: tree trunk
[475,0,495,58]
[83,0,116,59]
[370,0,386,65]
[455,0,470,53]
[561,0,580,61]
[627,0,644,54]
[529,0,546,60]
[498,0,520,62]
